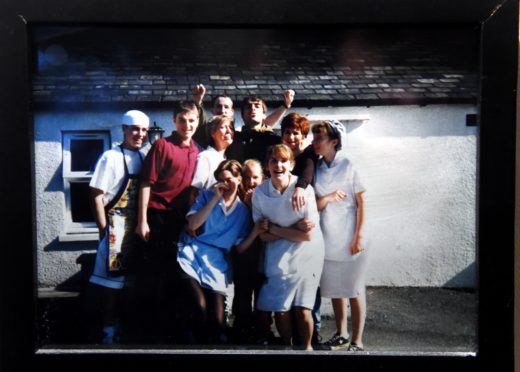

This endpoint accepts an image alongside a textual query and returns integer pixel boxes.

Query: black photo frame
[0,0,516,371]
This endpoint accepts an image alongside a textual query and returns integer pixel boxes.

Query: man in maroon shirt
[133,100,200,343]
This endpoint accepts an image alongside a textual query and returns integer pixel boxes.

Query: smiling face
[174,108,199,142]
[123,125,148,150]
[282,127,305,154]
[243,162,264,191]
[266,144,294,190]
[212,96,234,117]
[209,117,234,151]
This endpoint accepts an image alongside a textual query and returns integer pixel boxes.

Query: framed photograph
[0,0,516,371]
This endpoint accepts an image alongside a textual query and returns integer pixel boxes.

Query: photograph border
[0,0,516,371]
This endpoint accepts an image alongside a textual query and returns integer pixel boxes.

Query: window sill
[58,232,98,242]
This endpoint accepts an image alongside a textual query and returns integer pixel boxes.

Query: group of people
[85,84,368,352]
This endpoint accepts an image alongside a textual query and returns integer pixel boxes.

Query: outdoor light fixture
[147,121,165,145]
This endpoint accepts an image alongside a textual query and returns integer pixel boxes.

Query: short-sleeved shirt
[191,146,226,190]
[89,146,145,206]
[177,189,252,294]
[140,132,200,211]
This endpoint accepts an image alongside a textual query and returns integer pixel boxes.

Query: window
[60,131,111,241]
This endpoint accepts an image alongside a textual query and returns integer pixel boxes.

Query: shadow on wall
[443,262,476,289]
[55,252,95,291]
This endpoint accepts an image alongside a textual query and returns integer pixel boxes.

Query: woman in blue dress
[176,159,266,344]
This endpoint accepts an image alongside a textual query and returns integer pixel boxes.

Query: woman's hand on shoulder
[291,187,306,212]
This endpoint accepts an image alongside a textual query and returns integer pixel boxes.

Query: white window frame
[60,131,111,242]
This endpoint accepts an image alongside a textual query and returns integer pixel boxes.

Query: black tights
[182,278,226,343]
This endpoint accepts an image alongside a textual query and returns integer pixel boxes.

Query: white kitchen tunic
[314,151,368,298]
[252,175,324,311]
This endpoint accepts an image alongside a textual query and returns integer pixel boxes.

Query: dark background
[0,0,516,371]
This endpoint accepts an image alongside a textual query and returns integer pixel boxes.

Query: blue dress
[177,189,252,295]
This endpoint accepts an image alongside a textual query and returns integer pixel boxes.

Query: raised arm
[186,183,225,231]
[191,84,206,106]
[264,89,295,128]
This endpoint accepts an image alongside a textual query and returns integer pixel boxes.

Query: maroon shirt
[141,132,200,211]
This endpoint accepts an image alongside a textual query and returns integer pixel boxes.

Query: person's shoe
[320,333,350,351]
[311,331,322,346]
[347,342,364,352]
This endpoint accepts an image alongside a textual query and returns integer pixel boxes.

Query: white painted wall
[33,104,477,289]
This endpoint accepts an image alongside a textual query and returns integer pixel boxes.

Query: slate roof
[32,26,478,108]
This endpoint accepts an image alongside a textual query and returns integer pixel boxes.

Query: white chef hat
[121,110,150,128]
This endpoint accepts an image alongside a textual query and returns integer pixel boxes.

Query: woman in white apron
[88,110,149,344]
[252,144,324,350]
[312,120,367,352]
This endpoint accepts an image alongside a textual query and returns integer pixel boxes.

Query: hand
[283,89,295,108]
[350,236,364,255]
[191,84,206,105]
[184,224,199,237]
[211,181,229,198]
[327,189,347,203]
[135,221,150,242]
[243,188,254,208]
[291,186,306,212]
[296,218,315,232]
[255,218,269,234]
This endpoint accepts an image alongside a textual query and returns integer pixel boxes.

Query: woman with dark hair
[312,120,367,352]
[176,159,266,344]
[280,113,318,212]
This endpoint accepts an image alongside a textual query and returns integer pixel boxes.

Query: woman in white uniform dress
[312,120,367,352]
[252,144,324,350]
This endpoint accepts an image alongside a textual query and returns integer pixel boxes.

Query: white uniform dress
[89,146,145,289]
[191,146,226,190]
[252,175,324,312]
[314,151,367,299]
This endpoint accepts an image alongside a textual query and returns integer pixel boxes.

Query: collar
[268,174,296,196]
[218,195,241,216]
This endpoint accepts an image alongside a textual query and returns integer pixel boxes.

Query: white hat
[121,110,150,128]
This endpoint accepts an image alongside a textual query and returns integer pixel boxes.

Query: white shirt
[191,146,226,190]
[89,146,144,206]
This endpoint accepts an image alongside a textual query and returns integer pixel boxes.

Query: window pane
[70,138,104,172]
[70,182,94,222]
